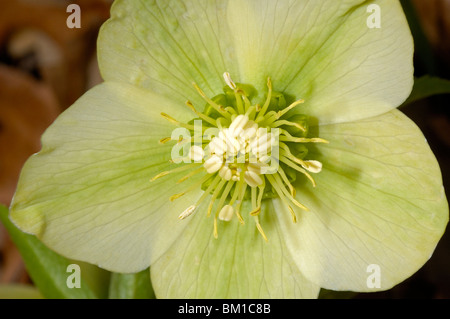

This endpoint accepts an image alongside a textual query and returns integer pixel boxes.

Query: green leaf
[402,76,450,106]
[108,268,155,299]
[0,205,100,298]
[0,285,43,299]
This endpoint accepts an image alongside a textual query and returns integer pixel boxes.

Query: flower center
[201,114,275,187]
[152,72,328,240]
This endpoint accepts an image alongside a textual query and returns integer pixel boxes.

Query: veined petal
[151,201,320,298]
[228,0,413,124]
[275,109,448,291]
[9,82,202,273]
[98,0,237,108]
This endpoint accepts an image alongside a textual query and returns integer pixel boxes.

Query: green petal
[151,201,320,298]
[98,0,237,107]
[275,110,448,291]
[10,82,204,273]
[228,0,413,124]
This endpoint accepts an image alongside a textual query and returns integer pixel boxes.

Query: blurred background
[0,0,449,299]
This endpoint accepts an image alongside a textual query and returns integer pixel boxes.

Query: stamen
[277,166,296,197]
[223,72,237,90]
[300,160,322,174]
[189,145,205,162]
[267,174,303,223]
[178,205,197,220]
[279,129,329,144]
[279,147,322,174]
[277,99,304,118]
[250,187,268,241]
[219,205,234,221]
[255,110,277,124]
[194,174,222,207]
[228,114,249,138]
[204,155,223,174]
[228,174,243,206]
[161,113,198,131]
[251,185,257,210]
[240,92,252,113]
[208,179,227,217]
[193,82,231,119]
[279,155,317,187]
[185,101,217,127]
[234,177,248,224]
[272,173,308,211]
[225,106,237,115]
[209,137,226,156]
[219,165,233,180]
[213,180,235,238]
[255,216,268,242]
[257,77,272,119]
[169,174,211,201]
[250,204,261,216]
[150,163,202,182]
[244,170,263,188]
[151,171,170,181]
[272,120,307,133]
[259,99,304,126]
[234,90,245,115]
[219,129,240,156]
[241,121,258,141]
[177,166,205,184]
[256,178,266,209]
[244,105,257,120]
[159,137,172,144]
[249,131,273,155]
[214,180,235,218]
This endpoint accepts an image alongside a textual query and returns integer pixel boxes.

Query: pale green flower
[9,0,448,298]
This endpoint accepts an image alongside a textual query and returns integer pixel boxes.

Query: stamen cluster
[153,72,328,240]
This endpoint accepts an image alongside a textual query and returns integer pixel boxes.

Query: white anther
[256,127,269,137]
[204,155,223,174]
[189,145,205,162]
[229,114,249,138]
[219,204,234,221]
[244,170,263,187]
[246,163,261,174]
[209,137,227,156]
[219,165,233,180]
[250,133,272,155]
[302,160,323,173]
[223,72,237,90]
[241,121,258,140]
[259,155,271,164]
[219,129,240,156]
[178,205,197,220]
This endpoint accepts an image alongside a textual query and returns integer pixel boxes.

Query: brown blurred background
[0,0,449,298]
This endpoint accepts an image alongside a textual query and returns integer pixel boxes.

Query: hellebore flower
[9,0,449,298]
